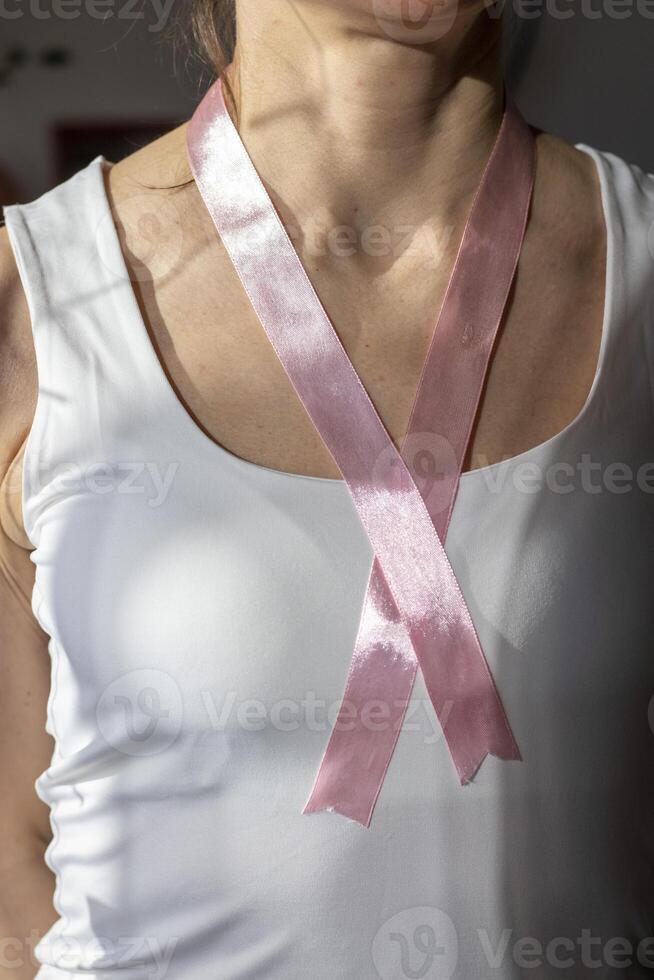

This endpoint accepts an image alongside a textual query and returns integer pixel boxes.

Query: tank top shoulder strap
[600,149,654,416]
[3,157,166,548]
[571,144,654,438]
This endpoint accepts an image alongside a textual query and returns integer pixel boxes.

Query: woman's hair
[191,0,237,75]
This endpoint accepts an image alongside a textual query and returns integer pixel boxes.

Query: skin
[0,0,606,970]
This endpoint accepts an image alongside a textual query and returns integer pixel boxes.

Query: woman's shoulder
[536,127,654,207]
[531,129,654,291]
[3,122,196,257]
[109,121,193,190]
[0,123,196,547]
[0,226,36,549]
[104,122,206,293]
[0,226,35,451]
[104,121,196,228]
[560,129,654,227]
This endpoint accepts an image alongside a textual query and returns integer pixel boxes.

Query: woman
[1,0,653,977]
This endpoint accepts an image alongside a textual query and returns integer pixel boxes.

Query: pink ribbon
[187,77,534,826]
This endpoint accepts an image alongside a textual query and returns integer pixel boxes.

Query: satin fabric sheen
[186,78,533,825]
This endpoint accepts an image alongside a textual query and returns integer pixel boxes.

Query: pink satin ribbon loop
[187,78,534,827]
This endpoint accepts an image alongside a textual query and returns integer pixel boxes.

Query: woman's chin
[369,0,468,43]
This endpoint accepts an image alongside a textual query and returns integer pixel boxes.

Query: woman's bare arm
[0,225,57,979]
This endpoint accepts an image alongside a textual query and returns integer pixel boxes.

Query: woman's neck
[225,0,506,239]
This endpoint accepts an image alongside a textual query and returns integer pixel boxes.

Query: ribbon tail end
[302,798,372,829]
[458,740,523,786]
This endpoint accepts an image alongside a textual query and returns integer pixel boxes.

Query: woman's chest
[33,437,654,762]
[121,161,606,482]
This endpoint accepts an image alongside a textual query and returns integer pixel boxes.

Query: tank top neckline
[94,141,617,491]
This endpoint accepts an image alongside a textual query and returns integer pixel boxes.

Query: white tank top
[5,143,654,980]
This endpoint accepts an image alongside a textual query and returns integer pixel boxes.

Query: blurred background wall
[506,7,654,171]
[0,1,653,207]
[0,4,205,204]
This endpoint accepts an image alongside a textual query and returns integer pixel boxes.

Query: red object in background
[53,120,181,184]
[0,164,20,208]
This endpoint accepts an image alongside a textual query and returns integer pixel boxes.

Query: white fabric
[4,144,654,979]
